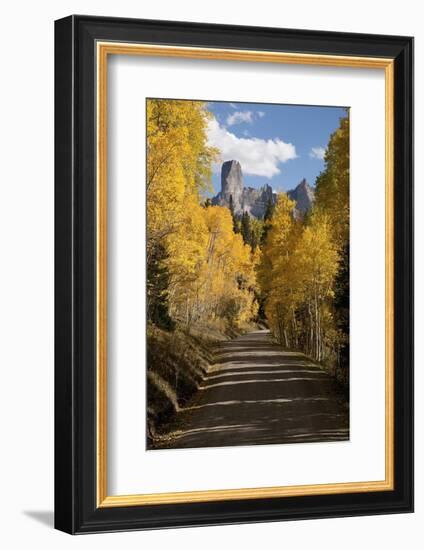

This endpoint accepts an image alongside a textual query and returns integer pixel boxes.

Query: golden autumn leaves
[258,116,349,374]
[147,99,257,330]
[166,202,258,329]
[258,197,340,362]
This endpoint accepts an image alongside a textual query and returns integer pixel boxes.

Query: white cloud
[207,117,297,178]
[226,109,266,126]
[309,146,326,160]
[226,110,254,126]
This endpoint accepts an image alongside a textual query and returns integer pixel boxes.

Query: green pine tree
[229,194,240,233]
[241,211,253,247]
[147,244,175,331]
[261,197,275,245]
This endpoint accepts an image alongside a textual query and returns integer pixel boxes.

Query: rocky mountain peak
[287,179,315,214]
[221,160,244,212]
[212,161,314,219]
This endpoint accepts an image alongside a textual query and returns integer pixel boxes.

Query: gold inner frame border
[96,42,394,508]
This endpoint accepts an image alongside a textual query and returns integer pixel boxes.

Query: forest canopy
[258,114,349,382]
[147,99,258,333]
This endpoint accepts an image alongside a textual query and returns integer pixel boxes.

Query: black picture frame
[55,15,414,534]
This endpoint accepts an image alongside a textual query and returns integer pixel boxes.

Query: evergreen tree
[250,218,265,252]
[147,244,175,331]
[261,197,275,245]
[264,197,275,221]
[229,194,234,216]
[228,194,240,233]
[240,211,252,247]
[333,242,349,384]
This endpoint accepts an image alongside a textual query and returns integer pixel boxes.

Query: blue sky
[205,101,347,195]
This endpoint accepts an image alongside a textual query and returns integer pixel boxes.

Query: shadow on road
[152,329,349,450]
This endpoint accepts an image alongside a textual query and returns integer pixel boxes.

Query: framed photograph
[54,15,413,533]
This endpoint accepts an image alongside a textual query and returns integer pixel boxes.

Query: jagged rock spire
[287,179,315,214]
[221,160,243,212]
[212,161,314,219]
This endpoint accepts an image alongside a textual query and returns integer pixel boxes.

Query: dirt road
[154,329,349,449]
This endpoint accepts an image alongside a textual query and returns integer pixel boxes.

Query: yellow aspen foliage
[257,193,297,296]
[146,99,217,258]
[295,212,339,301]
[167,205,257,329]
[146,98,258,332]
[259,194,340,360]
[291,213,339,360]
[314,115,349,248]
[165,195,209,321]
[257,114,349,381]
[257,193,298,346]
[312,114,349,378]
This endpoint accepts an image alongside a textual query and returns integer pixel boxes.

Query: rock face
[242,184,275,218]
[287,178,315,214]
[212,160,276,218]
[220,160,244,212]
[212,160,314,219]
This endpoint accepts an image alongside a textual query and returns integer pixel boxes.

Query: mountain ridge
[211,160,315,218]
